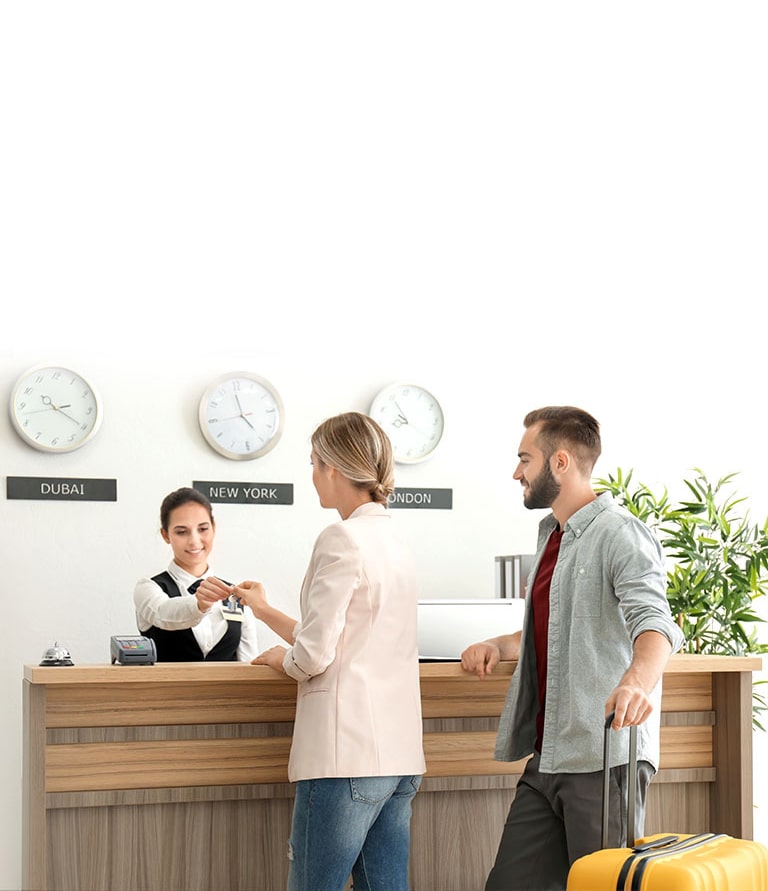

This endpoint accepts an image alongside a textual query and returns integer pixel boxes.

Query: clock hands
[24,395,81,425]
[370,384,444,464]
[390,399,436,439]
[231,392,256,430]
[41,396,72,410]
[392,401,409,428]
[23,396,71,414]
[216,413,255,422]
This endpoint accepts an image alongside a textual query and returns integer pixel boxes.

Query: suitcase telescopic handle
[602,712,638,849]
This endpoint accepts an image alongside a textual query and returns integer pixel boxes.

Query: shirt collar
[541,491,613,536]
[168,561,212,587]
[347,501,389,520]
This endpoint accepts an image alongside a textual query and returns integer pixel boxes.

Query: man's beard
[523,458,560,510]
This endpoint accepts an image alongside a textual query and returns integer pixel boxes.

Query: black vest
[142,571,241,662]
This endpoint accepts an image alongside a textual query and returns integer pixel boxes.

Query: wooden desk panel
[24,655,761,891]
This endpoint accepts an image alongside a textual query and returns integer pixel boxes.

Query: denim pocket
[395,775,422,798]
[349,776,400,804]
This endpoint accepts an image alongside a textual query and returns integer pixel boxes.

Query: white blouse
[133,560,260,661]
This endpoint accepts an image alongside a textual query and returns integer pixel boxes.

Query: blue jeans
[287,774,422,891]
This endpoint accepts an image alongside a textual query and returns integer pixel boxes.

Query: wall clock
[198,371,284,460]
[369,382,445,464]
[9,364,103,453]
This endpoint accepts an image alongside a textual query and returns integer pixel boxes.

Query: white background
[1,3,767,889]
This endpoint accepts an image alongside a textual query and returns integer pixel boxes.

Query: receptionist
[133,487,260,661]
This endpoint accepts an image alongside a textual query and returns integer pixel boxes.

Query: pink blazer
[282,501,426,782]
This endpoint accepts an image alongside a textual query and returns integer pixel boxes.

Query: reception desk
[23,654,760,891]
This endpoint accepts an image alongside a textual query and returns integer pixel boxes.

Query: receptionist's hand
[460,641,501,679]
[195,576,232,611]
[253,645,288,673]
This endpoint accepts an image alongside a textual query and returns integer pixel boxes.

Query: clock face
[369,382,445,464]
[9,365,103,453]
[199,372,284,460]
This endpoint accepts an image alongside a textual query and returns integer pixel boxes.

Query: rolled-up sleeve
[281,526,362,682]
[611,519,686,653]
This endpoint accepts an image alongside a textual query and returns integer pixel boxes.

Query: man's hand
[460,641,501,679]
[605,685,654,729]
[460,632,521,678]
[605,630,672,728]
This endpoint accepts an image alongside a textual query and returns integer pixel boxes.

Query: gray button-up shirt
[494,492,685,773]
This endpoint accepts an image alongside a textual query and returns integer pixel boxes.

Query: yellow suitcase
[567,717,768,890]
[568,830,768,890]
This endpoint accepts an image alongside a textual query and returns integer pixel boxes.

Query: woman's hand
[232,580,269,618]
[252,645,288,673]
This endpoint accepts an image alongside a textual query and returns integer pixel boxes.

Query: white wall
[2,4,767,889]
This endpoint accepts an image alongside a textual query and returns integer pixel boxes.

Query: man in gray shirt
[461,406,684,891]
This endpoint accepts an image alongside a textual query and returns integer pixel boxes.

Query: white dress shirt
[133,560,259,661]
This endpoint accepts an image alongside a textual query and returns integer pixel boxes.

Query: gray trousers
[485,750,654,891]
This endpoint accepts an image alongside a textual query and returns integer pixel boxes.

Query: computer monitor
[417,598,526,661]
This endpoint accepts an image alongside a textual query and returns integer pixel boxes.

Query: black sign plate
[388,487,453,510]
[6,477,117,502]
[193,481,294,505]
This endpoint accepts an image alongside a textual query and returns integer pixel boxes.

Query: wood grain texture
[659,724,713,769]
[44,679,298,728]
[658,673,712,711]
[40,776,717,891]
[42,722,713,796]
[22,682,47,891]
[711,669,754,839]
[25,653,760,687]
[46,798,295,891]
[46,737,293,792]
[646,780,712,836]
[24,655,761,890]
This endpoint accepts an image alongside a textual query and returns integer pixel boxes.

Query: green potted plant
[595,467,768,728]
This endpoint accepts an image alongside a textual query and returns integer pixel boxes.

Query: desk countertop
[24,652,762,685]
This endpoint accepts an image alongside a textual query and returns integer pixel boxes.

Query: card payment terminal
[110,635,157,665]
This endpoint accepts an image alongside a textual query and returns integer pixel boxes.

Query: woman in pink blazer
[199,412,425,891]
